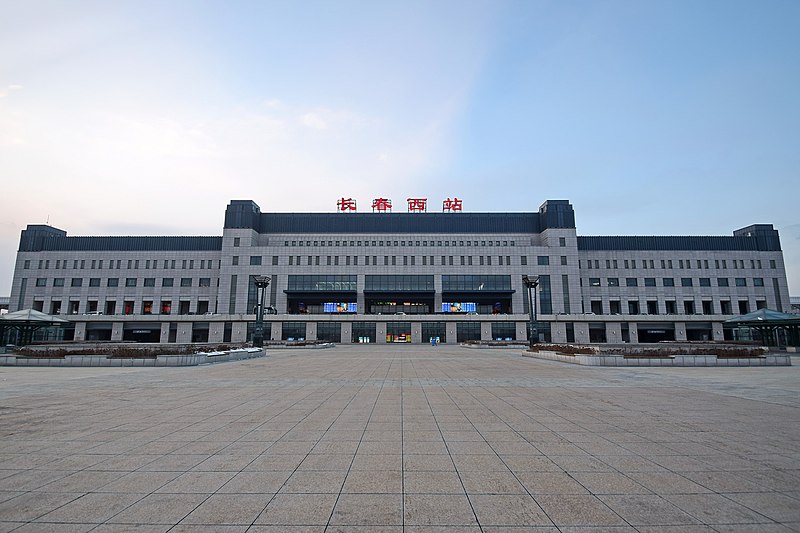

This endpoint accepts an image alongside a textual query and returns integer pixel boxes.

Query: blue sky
[1,0,798,294]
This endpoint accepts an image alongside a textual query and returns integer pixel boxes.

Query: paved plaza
[0,345,799,532]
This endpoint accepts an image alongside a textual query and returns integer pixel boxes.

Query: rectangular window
[272,256,279,266]
[644,278,656,287]
[628,301,639,315]
[199,278,211,287]
[681,278,693,287]
[180,278,192,287]
[456,322,481,342]
[769,259,776,269]
[233,237,240,247]
[626,278,638,287]
[35,278,47,287]
[125,278,137,287]
[107,278,118,287]
[561,256,567,266]
[144,278,155,287]
[53,277,64,287]
[162,278,174,287]
[589,278,601,287]
[520,256,527,266]
[71,278,83,287]
[753,278,764,287]
[720,300,732,314]
[735,278,747,287]
[702,301,713,315]
[559,237,566,247]
[249,256,262,266]
[232,256,239,266]
[24,260,31,269]
[609,300,621,315]
[718,278,729,287]
[647,300,658,315]
[699,278,711,287]
[684,301,695,315]
[590,300,603,314]
[537,256,549,266]
[608,277,619,287]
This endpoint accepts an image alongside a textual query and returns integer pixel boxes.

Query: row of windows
[586,277,767,288]
[587,298,767,316]
[34,299,213,316]
[286,275,357,292]
[248,255,568,267]
[33,277,215,288]
[441,275,512,292]
[282,239,520,248]
[583,258,778,270]
[283,275,515,292]
[364,275,435,292]
[25,259,218,270]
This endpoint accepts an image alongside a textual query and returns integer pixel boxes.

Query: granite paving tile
[535,494,628,526]
[179,493,271,525]
[255,493,337,525]
[403,493,478,526]
[469,493,554,526]
[106,492,207,524]
[329,493,403,525]
[36,492,145,523]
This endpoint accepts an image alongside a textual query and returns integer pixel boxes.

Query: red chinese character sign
[407,198,427,212]
[337,198,357,212]
[442,197,463,212]
[372,198,392,212]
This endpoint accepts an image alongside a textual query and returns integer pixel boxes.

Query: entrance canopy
[0,309,69,346]
[724,308,800,347]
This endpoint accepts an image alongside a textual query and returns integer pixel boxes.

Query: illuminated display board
[441,302,476,313]
[323,302,358,313]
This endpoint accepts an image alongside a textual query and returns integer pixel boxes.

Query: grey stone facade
[7,200,790,344]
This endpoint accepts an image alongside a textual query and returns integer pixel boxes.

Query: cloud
[300,112,327,130]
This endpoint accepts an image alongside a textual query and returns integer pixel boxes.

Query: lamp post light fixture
[522,275,540,346]
[252,275,271,347]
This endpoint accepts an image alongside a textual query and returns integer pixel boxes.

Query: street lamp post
[522,275,540,347]
[252,275,271,347]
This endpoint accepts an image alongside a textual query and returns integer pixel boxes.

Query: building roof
[0,309,69,323]
[724,308,799,323]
